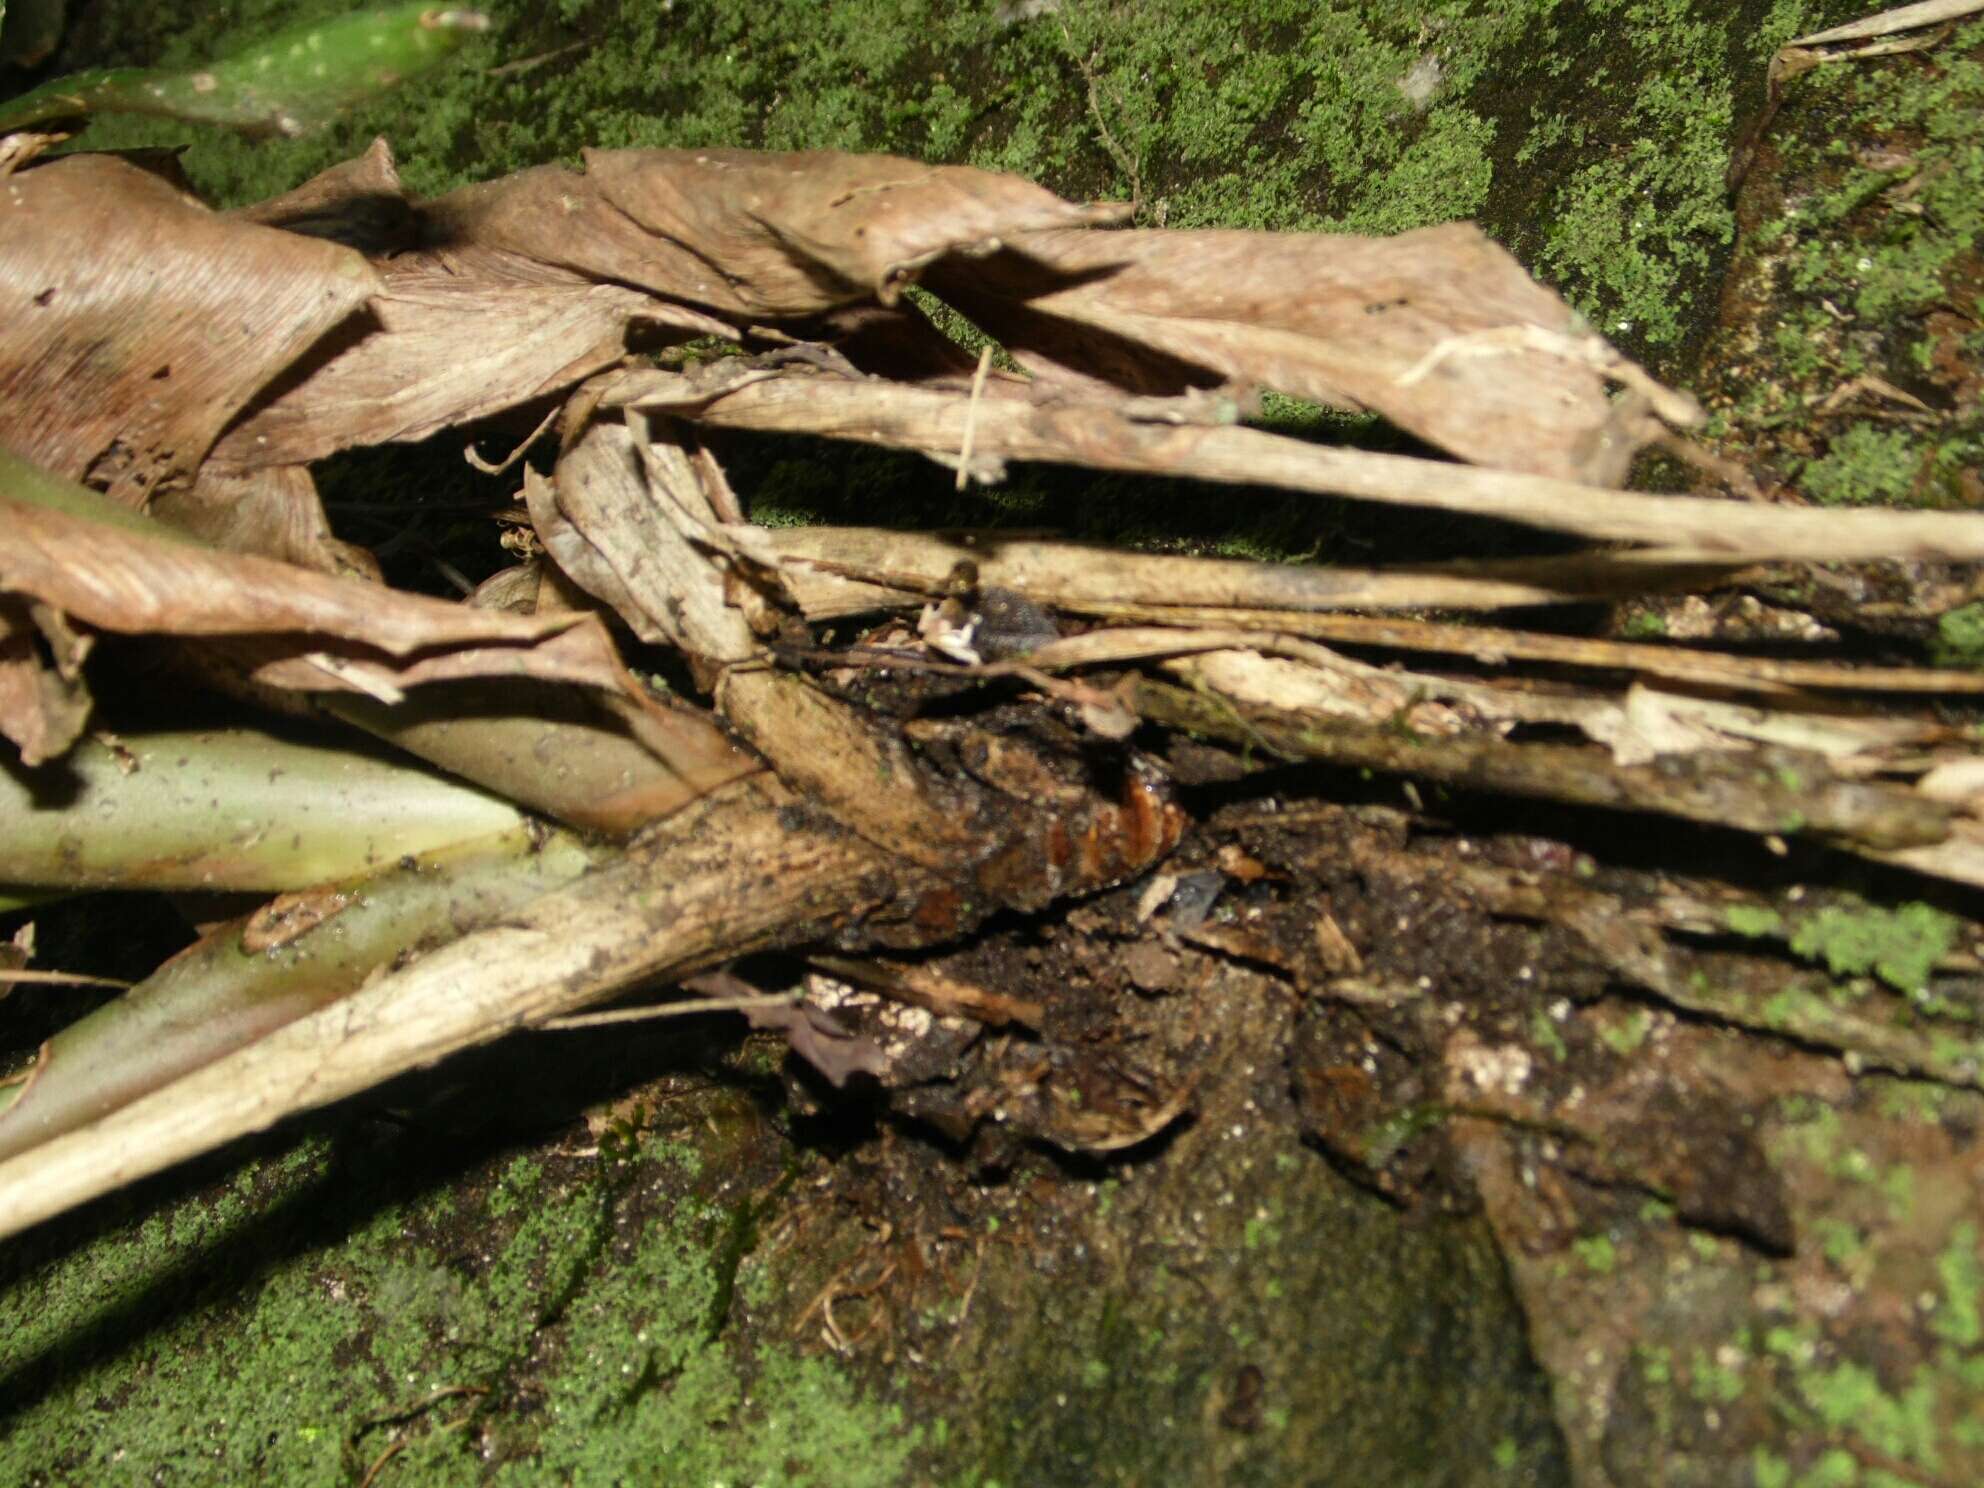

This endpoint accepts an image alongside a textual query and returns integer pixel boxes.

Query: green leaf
[0,4,488,139]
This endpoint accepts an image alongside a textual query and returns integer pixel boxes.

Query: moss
[1786,902,1958,1000]
[1726,904,1785,938]
[1619,610,1669,640]
[1704,16,1984,510]
[1933,603,1984,669]
[1529,1007,1568,1062]
[1597,1006,1653,1056]
[0,1124,911,1486]
[1571,1234,1617,1275]
[1932,1223,1982,1350]
[1798,422,1941,507]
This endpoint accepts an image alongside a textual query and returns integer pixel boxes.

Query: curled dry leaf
[0,598,92,766]
[211,253,727,471]
[0,154,379,505]
[417,146,1131,318]
[523,409,762,664]
[0,452,639,726]
[923,223,1689,482]
[211,139,731,470]
[198,143,1680,489]
[212,145,1120,467]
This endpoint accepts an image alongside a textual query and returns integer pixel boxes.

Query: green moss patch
[0,1124,911,1486]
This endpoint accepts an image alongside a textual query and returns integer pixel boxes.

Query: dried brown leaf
[418,147,1129,319]
[151,464,382,580]
[0,467,639,725]
[524,414,761,663]
[211,254,728,471]
[923,224,1686,481]
[0,154,380,504]
[0,599,93,766]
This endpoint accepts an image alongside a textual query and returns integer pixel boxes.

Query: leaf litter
[2,101,1984,1482]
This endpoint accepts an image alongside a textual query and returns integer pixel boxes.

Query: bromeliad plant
[0,3,488,136]
[7,1,1984,1243]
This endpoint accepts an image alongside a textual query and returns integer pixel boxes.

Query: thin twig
[1060,22,1145,213]
[0,968,132,989]
[956,345,993,492]
[463,400,561,475]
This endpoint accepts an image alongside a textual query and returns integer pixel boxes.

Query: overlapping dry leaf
[0,153,379,505]
[419,146,1131,317]
[211,253,730,471]
[0,474,637,707]
[151,465,382,580]
[923,224,1684,481]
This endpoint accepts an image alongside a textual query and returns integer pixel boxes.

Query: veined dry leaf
[418,147,1130,318]
[0,153,379,505]
[151,464,382,581]
[212,251,730,471]
[923,224,1688,482]
[0,452,638,724]
[523,400,763,665]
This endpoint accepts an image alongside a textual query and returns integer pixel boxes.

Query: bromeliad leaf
[0,3,488,139]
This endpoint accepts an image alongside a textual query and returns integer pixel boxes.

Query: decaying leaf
[150,464,382,580]
[416,146,1131,318]
[523,411,761,664]
[924,223,1687,481]
[0,154,379,505]
[0,450,638,716]
[210,251,727,471]
[0,597,92,766]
